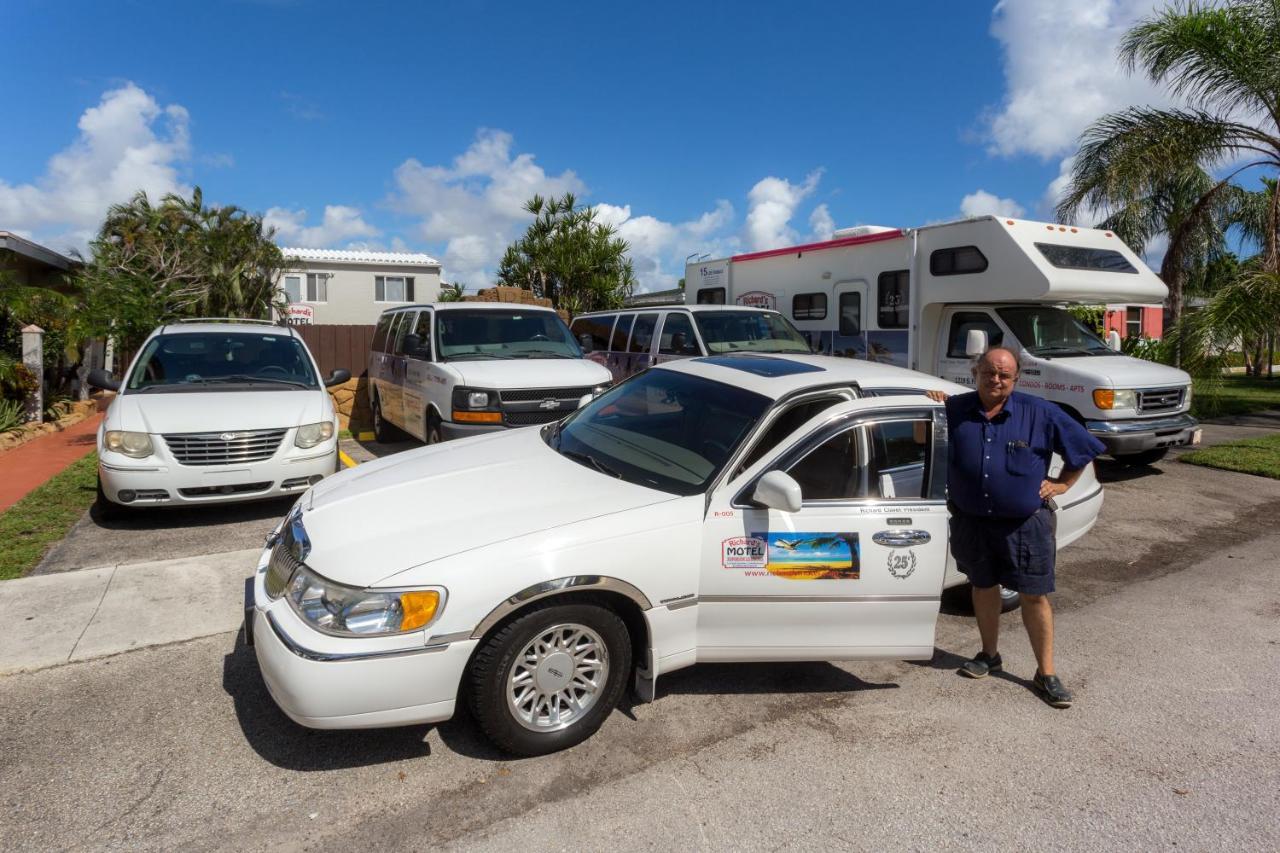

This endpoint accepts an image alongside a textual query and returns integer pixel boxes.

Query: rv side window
[877,270,910,329]
[947,312,1004,358]
[658,312,699,355]
[629,313,658,353]
[611,314,635,352]
[1035,243,1137,274]
[838,292,861,335]
[696,288,726,305]
[792,293,827,321]
[371,314,393,352]
[930,246,989,276]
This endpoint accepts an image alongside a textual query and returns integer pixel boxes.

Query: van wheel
[425,412,444,445]
[1114,448,1168,466]
[94,476,125,523]
[467,602,631,757]
[372,395,403,443]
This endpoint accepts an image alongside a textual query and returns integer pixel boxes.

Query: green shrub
[0,398,23,434]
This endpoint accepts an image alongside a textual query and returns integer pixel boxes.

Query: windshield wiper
[561,448,622,479]
[510,350,573,359]
[188,374,311,388]
[443,353,514,361]
[1028,346,1096,358]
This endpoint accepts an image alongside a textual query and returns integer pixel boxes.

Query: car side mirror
[1107,329,1122,351]
[324,368,351,388]
[88,368,120,392]
[577,333,594,353]
[401,333,421,355]
[965,328,988,357]
[752,470,803,513]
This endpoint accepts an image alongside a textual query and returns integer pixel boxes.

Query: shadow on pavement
[1094,458,1164,484]
[89,496,295,530]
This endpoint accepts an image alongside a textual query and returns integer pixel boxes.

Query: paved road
[2,454,1278,851]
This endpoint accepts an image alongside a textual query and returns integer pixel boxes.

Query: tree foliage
[438,281,466,302]
[77,188,287,351]
[497,194,636,314]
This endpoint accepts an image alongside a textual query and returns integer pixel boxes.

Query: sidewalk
[0,412,103,512]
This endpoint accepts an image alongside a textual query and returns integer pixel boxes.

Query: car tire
[425,411,444,446]
[372,394,404,443]
[467,601,631,757]
[1114,447,1168,466]
[94,476,125,522]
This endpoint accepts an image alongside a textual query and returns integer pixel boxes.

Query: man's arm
[1040,466,1085,501]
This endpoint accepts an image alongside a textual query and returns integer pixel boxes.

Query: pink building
[1103,304,1163,340]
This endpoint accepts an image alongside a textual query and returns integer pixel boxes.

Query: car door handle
[872,530,932,547]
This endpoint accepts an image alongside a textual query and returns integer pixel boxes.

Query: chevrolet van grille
[163,428,287,465]
[498,386,593,427]
[1137,388,1184,413]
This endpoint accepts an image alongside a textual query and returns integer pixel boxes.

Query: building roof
[282,247,440,267]
[0,231,82,271]
[623,287,685,307]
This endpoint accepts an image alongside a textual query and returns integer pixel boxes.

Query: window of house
[878,270,910,328]
[284,276,302,303]
[839,292,861,335]
[930,246,989,276]
[305,273,328,302]
[792,293,828,321]
[696,288,726,305]
[375,276,416,302]
[1126,306,1142,338]
[658,312,699,355]
[947,312,1004,358]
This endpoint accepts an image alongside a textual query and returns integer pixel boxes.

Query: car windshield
[548,369,771,496]
[995,306,1116,357]
[436,309,583,361]
[125,332,318,392]
[694,311,811,354]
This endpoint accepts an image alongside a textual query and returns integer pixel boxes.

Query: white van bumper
[1085,412,1199,455]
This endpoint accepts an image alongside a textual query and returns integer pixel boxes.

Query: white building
[279,247,443,325]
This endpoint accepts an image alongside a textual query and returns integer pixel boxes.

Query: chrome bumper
[1085,412,1199,455]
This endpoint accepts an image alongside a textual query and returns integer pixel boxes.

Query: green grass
[1192,375,1280,419]
[1181,433,1280,480]
[0,453,98,580]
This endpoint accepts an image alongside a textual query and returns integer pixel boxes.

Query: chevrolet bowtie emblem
[538,399,560,410]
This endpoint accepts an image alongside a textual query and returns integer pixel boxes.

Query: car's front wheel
[467,602,631,756]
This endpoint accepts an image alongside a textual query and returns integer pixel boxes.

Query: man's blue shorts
[948,505,1057,595]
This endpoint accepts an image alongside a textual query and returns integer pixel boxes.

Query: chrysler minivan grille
[163,428,287,465]
[1137,388,1184,413]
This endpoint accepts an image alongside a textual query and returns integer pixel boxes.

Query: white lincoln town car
[89,320,349,513]
[246,353,1103,755]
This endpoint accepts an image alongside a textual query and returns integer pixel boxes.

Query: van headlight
[285,565,444,636]
[104,430,154,458]
[295,421,335,448]
[1091,389,1137,410]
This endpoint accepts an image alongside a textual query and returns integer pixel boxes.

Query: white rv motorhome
[685,217,1198,464]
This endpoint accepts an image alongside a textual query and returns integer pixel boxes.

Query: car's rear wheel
[425,411,444,445]
[372,394,404,443]
[467,602,630,756]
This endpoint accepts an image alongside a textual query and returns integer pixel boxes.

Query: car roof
[574,305,779,318]
[381,301,558,314]
[652,353,967,400]
[151,321,295,337]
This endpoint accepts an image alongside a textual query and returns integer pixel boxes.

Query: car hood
[444,358,612,389]
[1031,354,1190,388]
[299,427,677,587]
[107,390,330,434]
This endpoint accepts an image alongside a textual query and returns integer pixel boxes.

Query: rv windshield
[435,309,583,361]
[995,306,1116,357]
[694,311,811,354]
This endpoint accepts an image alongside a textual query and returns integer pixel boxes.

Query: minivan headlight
[104,430,154,458]
[295,421,335,448]
[286,565,443,636]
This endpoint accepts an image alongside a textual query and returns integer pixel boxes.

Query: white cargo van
[686,217,1198,464]
[367,302,612,443]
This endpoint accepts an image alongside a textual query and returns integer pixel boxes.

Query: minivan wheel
[94,476,125,522]
[372,395,403,443]
[467,602,631,757]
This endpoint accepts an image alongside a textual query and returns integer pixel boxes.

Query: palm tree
[1056,0,1280,330]
[438,281,466,302]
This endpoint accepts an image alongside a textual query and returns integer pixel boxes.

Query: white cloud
[596,200,739,292]
[960,189,1025,219]
[986,0,1169,160]
[809,204,835,241]
[744,170,822,250]
[0,82,192,250]
[265,204,380,248]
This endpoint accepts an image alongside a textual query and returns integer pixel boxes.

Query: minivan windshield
[547,369,771,495]
[995,306,1116,357]
[435,309,583,361]
[694,311,811,354]
[126,333,318,392]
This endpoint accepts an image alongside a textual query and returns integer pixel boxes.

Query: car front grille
[163,428,287,465]
[499,386,594,403]
[178,481,272,498]
[497,386,593,427]
[1138,388,1184,413]
[504,410,568,426]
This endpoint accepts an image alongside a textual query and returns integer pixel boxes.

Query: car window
[868,420,931,499]
[405,310,433,360]
[572,314,615,351]
[736,395,850,475]
[435,309,582,361]
[371,313,393,353]
[390,312,412,355]
[126,333,318,391]
[786,428,862,500]
[658,312,699,355]
[782,417,932,501]
[629,313,658,354]
[693,311,810,354]
[611,315,634,352]
[947,312,1004,358]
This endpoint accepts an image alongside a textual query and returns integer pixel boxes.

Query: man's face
[975,350,1018,407]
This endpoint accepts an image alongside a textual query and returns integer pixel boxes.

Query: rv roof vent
[832,225,897,239]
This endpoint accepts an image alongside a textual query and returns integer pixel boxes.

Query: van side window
[658,312,699,355]
[611,315,635,352]
[696,288,725,305]
[389,312,412,355]
[405,310,432,360]
[792,293,827,320]
[877,270,909,329]
[371,314,393,352]
[838,292,861,335]
[629,313,658,353]
[930,246,988,276]
[572,315,615,351]
[947,312,1004,358]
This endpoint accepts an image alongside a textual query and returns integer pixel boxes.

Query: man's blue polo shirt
[944,390,1105,519]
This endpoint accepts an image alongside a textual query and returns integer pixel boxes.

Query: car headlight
[591,383,611,396]
[295,421,335,448]
[285,565,444,636]
[104,430,154,458]
[1091,389,1137,410]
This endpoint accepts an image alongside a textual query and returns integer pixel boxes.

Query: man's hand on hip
[1039,479,1069,500]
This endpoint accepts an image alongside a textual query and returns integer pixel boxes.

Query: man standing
[931,347,1105,707]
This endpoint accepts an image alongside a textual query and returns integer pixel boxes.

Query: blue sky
[1,0,1187,291]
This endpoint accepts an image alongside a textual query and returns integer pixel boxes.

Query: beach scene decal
[753,531,860,580]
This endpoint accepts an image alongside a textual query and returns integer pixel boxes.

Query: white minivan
[367,302,612,443]
[88,319,348,512]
